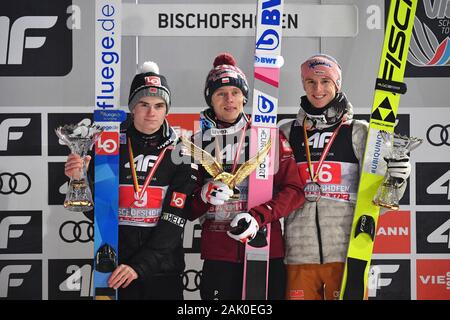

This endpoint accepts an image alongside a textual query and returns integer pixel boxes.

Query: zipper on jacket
[315,205,324,264]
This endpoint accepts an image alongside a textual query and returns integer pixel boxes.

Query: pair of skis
[244,0,284,300]
[93,0,125,300]
[340,0,417,300]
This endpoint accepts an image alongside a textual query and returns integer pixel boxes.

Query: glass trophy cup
[373,131,422,210]
[55,123,103,212]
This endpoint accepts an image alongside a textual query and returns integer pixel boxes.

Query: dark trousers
[118,273,184,300]
[200,258,286,300]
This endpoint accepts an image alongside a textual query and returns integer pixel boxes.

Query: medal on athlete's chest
[302,118,343,202]
[304,181,322,202]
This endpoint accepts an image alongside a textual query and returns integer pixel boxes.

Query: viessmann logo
[0,0,75,76]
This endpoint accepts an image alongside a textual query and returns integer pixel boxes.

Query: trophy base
[64,200,93,212]
[372,199,399,211]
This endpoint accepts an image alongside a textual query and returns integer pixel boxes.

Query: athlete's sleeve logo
[170,192,187,209]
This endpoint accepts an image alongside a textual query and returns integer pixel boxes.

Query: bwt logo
[0,0,74,76]
[0,118,31,151]
[255,0,282,51]
[0,216,31,249]
[367,264,400,297]
[0,265,32,298]
[254,93,277,125]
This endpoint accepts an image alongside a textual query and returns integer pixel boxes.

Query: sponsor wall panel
[0,105,449,299]
[373,210,411,254]
[0,260,42,299]
[368,259,411,300]
[416,259,450,300]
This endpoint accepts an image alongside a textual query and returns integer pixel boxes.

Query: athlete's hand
[227,213,259,243]
[201,181,233,205]
[64,153,91,180]
[386,155,411,185]
[108,264,138,289]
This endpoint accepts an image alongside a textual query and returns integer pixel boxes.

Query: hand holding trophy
[373,131,422,210]
[56,123,103,212]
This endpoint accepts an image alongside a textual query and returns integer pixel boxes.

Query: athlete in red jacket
[189,53,304,300]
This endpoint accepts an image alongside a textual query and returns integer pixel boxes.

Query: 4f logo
[367,260,410,299]
[367,264,399,297]
[0,0,74,76]
[0,114,41,156]
[0,216,31,249]
[427,169,450,200]
[0,211,42,254]
[59,264,93,297]
[427,219,450,248]
[0,265,32,298]
[416,163,450,205]
[0,118,31,151]
[305,132,333,149]
[0,16,57,65]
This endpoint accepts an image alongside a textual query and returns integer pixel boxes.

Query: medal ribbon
[128,137,171,201]
[214,122,249,175]
[303,118,343,182]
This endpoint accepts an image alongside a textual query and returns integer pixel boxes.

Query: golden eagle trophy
[181,136,272,199]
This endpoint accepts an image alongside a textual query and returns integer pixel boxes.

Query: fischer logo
[59,264,93,297]
[0,16,57,65]
[0,264,32,298]
[367,264,400,297]
[0,118,31,151]
[427,219,450,247]
[0,216,31,249]
[381,0,413,80]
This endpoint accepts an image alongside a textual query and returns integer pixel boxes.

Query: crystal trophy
[373,131,422,210]
[55,123,103,212]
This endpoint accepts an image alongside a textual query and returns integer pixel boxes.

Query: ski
[244,0,284,300]
[93,0,126,300]
[339,0,417,300]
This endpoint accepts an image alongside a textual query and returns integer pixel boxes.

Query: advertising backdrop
[0,0,449,300]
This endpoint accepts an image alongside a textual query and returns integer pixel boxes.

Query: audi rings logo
[0,172,31,195]
[182,269,202,292]
[427,124,450,146]
[59,220,94,243]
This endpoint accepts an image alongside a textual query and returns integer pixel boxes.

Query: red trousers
[286,262,345,300]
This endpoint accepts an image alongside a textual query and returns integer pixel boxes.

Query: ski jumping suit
[280,94,407,300]
[189,109,304,300]
[280,94,367,300]
[117,120,197,300]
